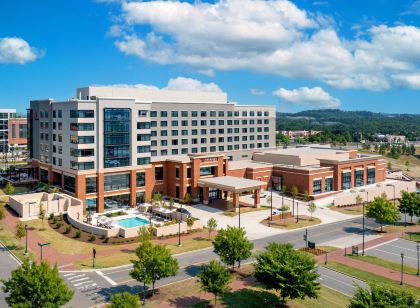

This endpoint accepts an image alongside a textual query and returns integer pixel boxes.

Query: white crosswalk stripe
[63,273,97,291]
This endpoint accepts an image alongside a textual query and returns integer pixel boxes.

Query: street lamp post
[362,191,368,256]
[24,224,28,255]
[296,201,299,223]
[393,185,396,206]
[239,202,241,228]
[38,242,50,262]
[270,182,274,226]
[143,268,147,304]
[178,204,182,247]
[400,253,404,285]
[417,244,419,276]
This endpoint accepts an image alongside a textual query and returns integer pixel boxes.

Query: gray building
[0,109,16,153]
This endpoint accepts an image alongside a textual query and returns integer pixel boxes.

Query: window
[70,110,94,118]
[355,169,364,187]
[136,172,146,186]
[172,111,178,117]
[63,175,75,193]
[137,122,151,129]
[70,135,95,144]
[70,161,94,170]
[313,179,321,195]
[150,111,157,117]
[70,123,94,131]
[58,110,62,118]
[137,157,151,165]
[160,111,167,117]
[104,174,130,191]
[11,124,16,139]
[181,111,188,117]
[186,167,191,179]
[86,177,97,194]
[175,167,180,178]
[70,148,94,157]
[367,168,375,184]
[86,199,97,212]
[218,111,224,117]
[341,171,351,190]
[104,109,130,168]
[137,146,150,153]
[155,167,164,181]
[104,194,130,211]
[200,166,216,176]
[139,110,148,117]
[137,134,151,141]
[325,178,333,192]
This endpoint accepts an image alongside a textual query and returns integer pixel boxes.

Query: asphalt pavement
[0,243,20,307]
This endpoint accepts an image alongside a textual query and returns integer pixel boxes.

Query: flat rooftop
[198,176,265,192]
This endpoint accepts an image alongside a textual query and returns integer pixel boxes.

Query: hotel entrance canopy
[198,176,266,208]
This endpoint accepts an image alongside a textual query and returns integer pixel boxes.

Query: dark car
[176,208,192,217]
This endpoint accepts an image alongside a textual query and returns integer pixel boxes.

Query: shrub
[65,225,72,234]
[49,213,54,220]
[104,237,109,243]
[55,222,62,229]
[89,234,96,242]
[52,217,57,225]
[75,230,81,238]
[100,234,106,240]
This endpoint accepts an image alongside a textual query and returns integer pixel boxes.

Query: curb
[0,240,22,265]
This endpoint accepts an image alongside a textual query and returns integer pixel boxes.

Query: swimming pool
[117,217,149,228]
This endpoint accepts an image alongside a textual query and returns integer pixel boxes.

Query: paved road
[365,238,420,269]
[0,244,20,307]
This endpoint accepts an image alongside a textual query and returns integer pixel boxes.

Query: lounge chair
[103,218,113,229]
[97,216,107,227]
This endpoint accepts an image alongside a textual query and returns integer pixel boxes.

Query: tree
[109,292,141,308]
[280,203,289,225]
[355,195,363,206]
[15,221,25,240]
[184,192,192,205]
[206,218,217,239]
[281,185,287,195]
[138,226,151,243]
[197,260,232,305]
[169,198,174,209]
[387,161,392,170]
[130,241,179,295]
[254,243,319,304]
[399,191,419,224]
[1,259,73,307]
[52,186,59,193]
[43,184,50,193]
[366,196,400,232]
[405,160,410,171]
[303,190,310,202]
[39,204,46,226]
[291,185,298,216]
[349,283,418,308]
[307,201,316,220]
[213,226,253,270]
[152,192,162,206]
[186,216,194,232]
[3,182,15,195]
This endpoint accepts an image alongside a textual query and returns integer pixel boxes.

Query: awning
[198,176,265,193]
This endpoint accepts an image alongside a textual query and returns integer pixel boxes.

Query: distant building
[373,134,406,143]
[280,130,322,139]
[0,109,27,153]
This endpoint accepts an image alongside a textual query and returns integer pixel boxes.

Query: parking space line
[374,248,417,260]
[364,238,399,252]
[386,243,418,253]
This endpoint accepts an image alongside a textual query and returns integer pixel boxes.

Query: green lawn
[325,262,420,298]
[347,254,418,275]
[262,217,321,230]
[404,232,420,243]
[330,205,363,215]
[191,286,349,308]
[223,206,268,217]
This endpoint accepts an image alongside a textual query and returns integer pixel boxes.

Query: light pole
[92,248,96,268]
[296,201,299,223]
[38,242,50,262]
[178,205,182,247]
[392,184,396,206]
[143,267,147,304]
[270,182,274,226]
[362,191,368,256]
[400,252,404,285]
[417,244,419,276]
[238,202,241,228]
[24,224,28,255]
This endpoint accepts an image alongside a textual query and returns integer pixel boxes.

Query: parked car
[176,208,191,217]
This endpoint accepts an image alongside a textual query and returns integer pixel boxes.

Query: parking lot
[365,238,419,268]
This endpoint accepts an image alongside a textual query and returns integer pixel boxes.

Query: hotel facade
[28,87,386,213]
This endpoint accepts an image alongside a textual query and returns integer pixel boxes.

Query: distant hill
[276,109,420,138]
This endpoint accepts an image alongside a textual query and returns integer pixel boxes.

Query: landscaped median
[261,215,321,230]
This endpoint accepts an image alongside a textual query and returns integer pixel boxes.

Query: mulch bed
[299,247,327,256]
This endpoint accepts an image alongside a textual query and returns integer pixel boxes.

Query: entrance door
[175,186,180,199]
[209,188,220,201]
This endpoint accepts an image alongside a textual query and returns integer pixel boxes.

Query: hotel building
[28,87,386,213]
[0,109,27,153]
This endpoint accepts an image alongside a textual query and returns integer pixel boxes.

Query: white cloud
[0,37,42,64]
[103,0,420,91]
[250,88,265,96]
[273,86,340,108]
[100,77,223,93]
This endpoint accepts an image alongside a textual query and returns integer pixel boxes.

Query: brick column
[233,192,239,211]
[203,186,209,205]
[190,158,200,200]
[97,173,104,213]
[130,170,137,207]
[254,189,261,208]
[47,166,53,185]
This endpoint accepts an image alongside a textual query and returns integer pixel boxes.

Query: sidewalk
[317,224,420,288]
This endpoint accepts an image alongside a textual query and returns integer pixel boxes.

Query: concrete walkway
[317,224,420,288]
[185,191,357,240]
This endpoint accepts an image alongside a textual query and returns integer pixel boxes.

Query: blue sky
[1,0,420,114]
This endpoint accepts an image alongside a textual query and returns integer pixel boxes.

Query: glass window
[137,122,151,129]
[136,172,146,186]
[104,194,130,211]
[175,167,180,178]
[341,172,351,190]
[70,123,94,131]
[181,111,188,117]
[139,110,148,117]
[86,199,97,213]
[367,168,375,184]
[70,110,94,118]
[104,174,130,191]
[155,167,164,180]
[63,175,75,193]
[150,111,157,117]
[137,157,151,165]
[325,178,333,192]
[172,111,178,117]
[137,146,150,153]
[200,166,216,176]
[186,167,191,179]
[160,111,167,117]
[70,161,94,170]
[313,179,321,194]
[86,177,97,194]
[355,169,364,187]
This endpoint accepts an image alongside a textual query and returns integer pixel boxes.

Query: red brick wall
[8,118,27,145]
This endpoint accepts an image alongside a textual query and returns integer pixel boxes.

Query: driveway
[184,191,358,240]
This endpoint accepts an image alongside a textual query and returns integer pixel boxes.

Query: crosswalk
[62,272,98,291]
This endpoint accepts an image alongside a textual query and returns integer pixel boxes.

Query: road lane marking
[363,238,399,252]
[63,273,75,277]
[74,280,94,287]
[96,270,117,286]
[374,248,417,261]
[386,243,418,253]
[72,277,89,283]
[67,274,85,280]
